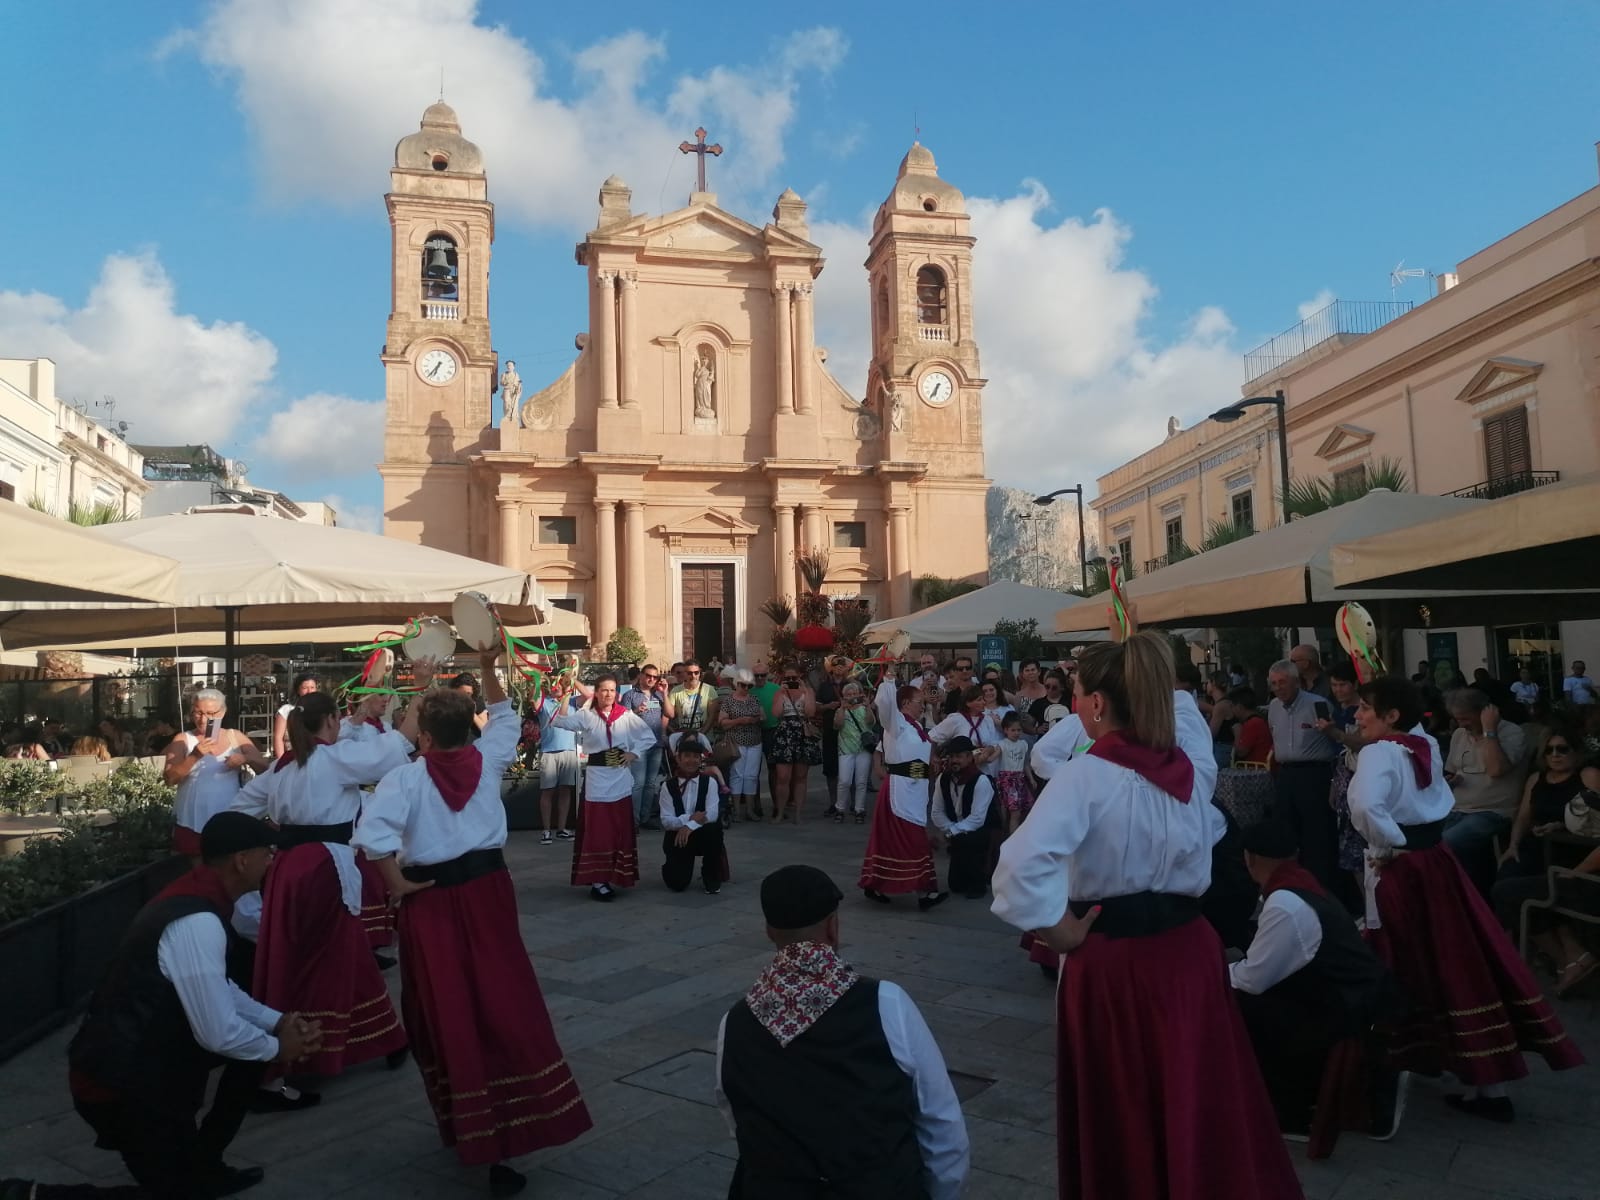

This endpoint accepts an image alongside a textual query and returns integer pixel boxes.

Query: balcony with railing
[918,324,950,343]
[1243,299,1413,382]
[1445,470,1560,501]
[422,300,459,321]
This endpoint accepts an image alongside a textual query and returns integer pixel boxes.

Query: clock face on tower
[918,369,955,406]
[416,349,458,385]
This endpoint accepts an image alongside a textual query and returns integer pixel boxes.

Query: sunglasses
[1546,744,1573,754]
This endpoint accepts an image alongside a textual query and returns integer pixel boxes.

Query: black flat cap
[942,736,975,755]
[1239,819,1299,860]
[761,864,844,930]
[201,811,279,859]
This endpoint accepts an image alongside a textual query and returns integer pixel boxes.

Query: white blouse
[1030,713,1090,781]
[173,733,244,835]
[551,705,656,802]
[351,699,520,867]
[235,731,413,827]
[991,692,1222,933]
[1346,726,1454,928]
[875,679,933,825]
[928,711,1000,777]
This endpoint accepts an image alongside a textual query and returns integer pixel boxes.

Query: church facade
[379,102,990,663]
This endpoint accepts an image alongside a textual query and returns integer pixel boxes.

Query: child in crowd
[995,712,1032,835]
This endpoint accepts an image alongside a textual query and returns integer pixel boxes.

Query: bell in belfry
[425,247,454,278]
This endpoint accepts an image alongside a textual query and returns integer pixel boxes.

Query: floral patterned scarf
[745,940,860,1047]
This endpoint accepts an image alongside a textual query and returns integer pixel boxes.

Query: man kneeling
[659,740,726,895]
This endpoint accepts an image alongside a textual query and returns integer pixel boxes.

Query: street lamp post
[1209,388,1289,525]
[1032,485,1088,592]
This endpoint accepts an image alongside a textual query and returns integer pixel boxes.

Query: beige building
[378,103,990,662]
[1091,157,1600,683]
[0,358,147,517]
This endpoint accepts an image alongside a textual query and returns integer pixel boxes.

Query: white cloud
[810,183,1244,494]
[176,0,846,229]
[1297,288,1336,320]
[320,492,382,533]
[252,393,385,483]
[0,251,277,444]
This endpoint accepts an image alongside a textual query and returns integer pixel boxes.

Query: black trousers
[1234,987,1345,1128]
[947,830,992,896]
[661,822,725,891]
[74,1059,264,1199]
[1273,762,1359,912]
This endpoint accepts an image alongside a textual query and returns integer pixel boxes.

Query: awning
[864,581,1092,646]
[0,503,180,604]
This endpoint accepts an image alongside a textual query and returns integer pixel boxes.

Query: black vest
[664,772,713,817]
[721,979,927,1200]
[1268,887,1398,1034]
[68,895,224,1110]
[938,772,995,829]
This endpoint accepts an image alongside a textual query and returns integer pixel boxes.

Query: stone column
[773,503,796,598]
[496,498,518,567]
[801,504,824,557]
[596,271,618,408]
[773,284,794,415]
[623,500,647,635]
[888,506,912,616]
[618,272,638,409]
[594,499,618,644]
[793,282,815,415]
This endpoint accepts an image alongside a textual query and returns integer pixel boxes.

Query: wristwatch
[1482,728,1499,739]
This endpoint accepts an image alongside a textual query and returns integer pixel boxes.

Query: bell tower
[379,101,497,553]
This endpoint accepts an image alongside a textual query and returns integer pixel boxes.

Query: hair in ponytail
[1074,631,1177,750]
[287,691,339,767]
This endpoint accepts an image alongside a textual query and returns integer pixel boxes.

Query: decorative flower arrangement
[793,548,835,657]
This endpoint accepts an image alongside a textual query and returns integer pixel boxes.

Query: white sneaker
[540,831,553,846]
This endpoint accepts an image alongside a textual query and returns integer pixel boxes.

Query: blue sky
[4,1,1598,528]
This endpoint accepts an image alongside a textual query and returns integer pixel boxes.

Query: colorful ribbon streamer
[1107,556,1131,643]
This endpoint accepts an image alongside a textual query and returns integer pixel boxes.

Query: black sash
[1068,892,1201,939]
[586,748,628,768]
[885,760,929,780]
[1399,819,1445,850]
[275,821,354,849]
[401,847,506,888]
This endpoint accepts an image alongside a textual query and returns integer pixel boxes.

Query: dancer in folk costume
[553,674,658,901]
[1347,674,1583,1123]
[338,701,407,956]
[356,648,591,1197]
[232,689,415,1081]
[859,673,948,910]
[993,631,1303,1200]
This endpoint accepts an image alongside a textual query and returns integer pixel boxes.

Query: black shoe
[590,884,615,902]
[386,1046,410,1071]
[248,1085,322,1114]
[863,888,891,904]
[488,1163,527,1197]
[854,812,865,824]
[1445,1093,1514,1124]
[540,830,553,846]
[556,829,575,841]
[704,882,722,895]
[203,1162,265,1197]
[374,952,397,970]
[917,891,949,911]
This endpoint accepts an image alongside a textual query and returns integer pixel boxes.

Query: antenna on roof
[1389,260,1427,300]
[439,67,445,102]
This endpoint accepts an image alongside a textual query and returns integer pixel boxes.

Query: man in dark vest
[657,739,726,894]
[1229,821,1407,1142]
[65,812,323,1198]
[715,865,968,1199]
[928,737,996,899]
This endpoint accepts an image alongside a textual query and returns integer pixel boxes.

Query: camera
[784,677,801,688]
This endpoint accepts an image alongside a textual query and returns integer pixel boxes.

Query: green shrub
[605,626,649,665]
[0,761,67,816]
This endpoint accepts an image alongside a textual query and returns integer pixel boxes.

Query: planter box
[503,780,542,831]
[0,854,187,1064]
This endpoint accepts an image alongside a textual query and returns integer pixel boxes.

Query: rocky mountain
[985,485,1098,592]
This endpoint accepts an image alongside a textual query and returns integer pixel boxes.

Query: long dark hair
[285,692,339,767]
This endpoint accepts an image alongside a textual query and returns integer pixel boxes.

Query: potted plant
[793,548,835,659]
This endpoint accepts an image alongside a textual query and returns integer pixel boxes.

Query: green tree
[1282,457,1410,519]
[27,496,131,525]
[604,626,649,665]
[991,617,1044,663]
[1198,518,1254,552]
[912,574,981,610]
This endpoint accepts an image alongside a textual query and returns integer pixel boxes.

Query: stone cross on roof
[677,126,723,195]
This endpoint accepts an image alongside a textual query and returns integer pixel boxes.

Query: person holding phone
[831,681,878,823]
[768,664,819,824]
[1315,662,1369,896]
[1266,660,1351,910]
[165,688,266,862]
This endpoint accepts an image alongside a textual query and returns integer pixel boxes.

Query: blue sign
[976,635,1008,673]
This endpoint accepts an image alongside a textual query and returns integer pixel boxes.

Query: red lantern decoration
[794,623,835,652]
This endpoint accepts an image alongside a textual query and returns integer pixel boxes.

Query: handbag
[1565,789,1600,840]
[710,736,741,770]
[851,709,880,753]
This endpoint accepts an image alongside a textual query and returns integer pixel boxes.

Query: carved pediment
[825,561,885,585]
[652,507,761,549]
[1456,357,1542,404]
[1315,424,1375,459]
[532,558,594,583]
[634,207,776,259]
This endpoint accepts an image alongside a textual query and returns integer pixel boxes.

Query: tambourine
[404,615,456,662]
[885,629,911,661]
[1043,703,1072,728]
[453,591,502,652]
[1335,601,1385,683]
[359,647,395,691]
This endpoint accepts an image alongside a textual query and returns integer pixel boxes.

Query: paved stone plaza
[2,788,1595,1199]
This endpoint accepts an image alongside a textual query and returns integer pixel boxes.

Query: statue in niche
[890,394,906,433]
[499,360,522,425]
[693,349,717,420]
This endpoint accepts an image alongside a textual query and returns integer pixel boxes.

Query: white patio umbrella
[863,581,1092,646]
[0,502,180,605]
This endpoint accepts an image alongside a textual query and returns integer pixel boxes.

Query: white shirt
[173,733,243,834]
[1030,712,1090,781]
[931,772,994,836]
[996,737,1029,773]
[875,679,933,825]
[352,699,519,867]
[1510,681,1540,706]
[657,773,721,831]
[158,911,281,1061]
[928,711,1000,777]
[551,705,656,802]
[714,980,969,1200]
[1346,726,1456,928]
[234,731,413,827]
[1267,689,1338,763]
[1228,890,1322,994]
[1565,675,1597,706]
[991,692,1223,933]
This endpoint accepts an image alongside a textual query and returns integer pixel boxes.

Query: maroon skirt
[254,843,407,1076]
[398,866,592,1164]
[570,797,640,888]
[1058,916,1303,1199]
[1368,844,1584,1085]
[356,850,396,949]
[857,778,937,895]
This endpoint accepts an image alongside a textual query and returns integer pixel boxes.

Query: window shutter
[1484,407,1530,482]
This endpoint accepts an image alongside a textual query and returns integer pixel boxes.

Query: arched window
[876,281,890,333]
[916,266,947,326]
[422,234,459,304]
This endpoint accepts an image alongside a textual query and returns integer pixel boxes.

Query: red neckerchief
[422,745,484,812]
[964,712,986,745]
[902,711,929,741]
[745,941,860,1047]
[363,717,386,733]
[1377,732,1434,790]
[598,702,627,746]
[1259,857,1327,900]
[154,864,237,920]
[1085,728,1194,803]
[272,735,334,773]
